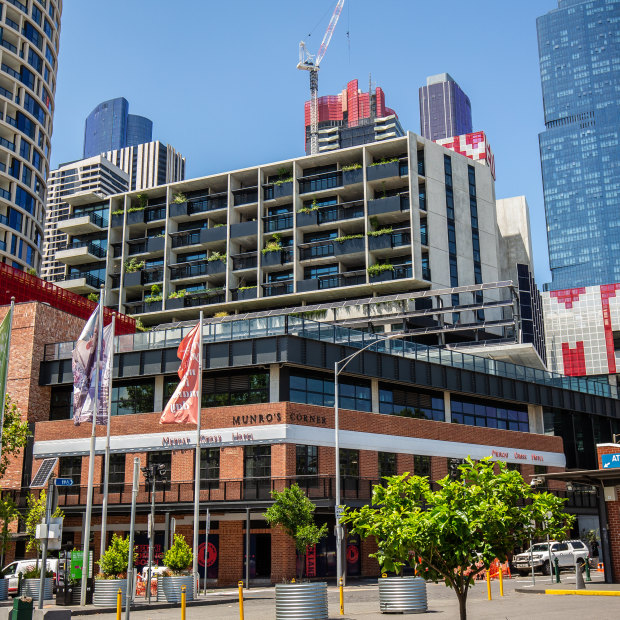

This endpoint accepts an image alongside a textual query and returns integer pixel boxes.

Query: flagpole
[81,286,104,605]
[192,311,203,597]
[100,314,115,561]
[0,297,15,456]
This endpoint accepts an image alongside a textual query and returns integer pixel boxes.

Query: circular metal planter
[21,578,53,600]
[379,576,427,614]
[0,578,8,600]
[275,582,328,620]
[93,579,128,607]
[161,575,194,603]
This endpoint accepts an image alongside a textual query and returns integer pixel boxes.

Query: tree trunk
[456,589,468,620]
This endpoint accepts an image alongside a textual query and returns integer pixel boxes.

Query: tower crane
[298,0,346,155]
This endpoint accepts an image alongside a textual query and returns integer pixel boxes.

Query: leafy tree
[25,490,64,555]
[341,457,573,620]
[0,394,30,479]
[163,534,193,575]
[97,533,136,578]
[264,483,327,580]
[0,496,18,567]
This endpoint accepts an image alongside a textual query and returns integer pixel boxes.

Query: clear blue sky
[52,0,558,284]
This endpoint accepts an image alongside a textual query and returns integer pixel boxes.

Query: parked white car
[512,540,589,575]
[2,559,59,595]
[141,565,168,578]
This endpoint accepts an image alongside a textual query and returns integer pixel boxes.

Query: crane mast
[297,0,345,155]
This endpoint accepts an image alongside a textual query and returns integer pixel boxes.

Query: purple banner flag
[72,310,113,425]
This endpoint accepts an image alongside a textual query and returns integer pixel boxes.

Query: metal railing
[59,210,108,228]
[232,252,257,270]
[67,272,104,289]
[317,270,366,290]
[263,212,293,232]
[171,230,201,248]
[144,206,166,222]
[299,240,335,260]
[169,260,209,280]
[189,194,227,214]
[232,187,258,206]
[42,315,619,399]
[298,170,342,194]
[262,280,294,297]
[317,200,364,224]
[67,240,106,259]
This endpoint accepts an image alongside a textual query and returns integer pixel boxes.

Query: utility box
[12,597,33,620]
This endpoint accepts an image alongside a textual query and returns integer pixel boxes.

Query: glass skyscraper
[537,0,620,290]
[419,73,472,141]
[83,97,153,158]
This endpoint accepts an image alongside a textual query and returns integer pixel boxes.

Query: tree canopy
[0,394,30,480]
[341,457,574,620]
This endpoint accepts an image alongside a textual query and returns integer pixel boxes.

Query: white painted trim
[34,424,565,467]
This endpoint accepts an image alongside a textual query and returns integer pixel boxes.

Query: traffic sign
[602,453,620,469]
[335,505,344,520]
[54,478,73,486]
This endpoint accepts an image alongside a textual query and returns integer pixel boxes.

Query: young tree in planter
[0,496,18,567]
[341,457,573,620]
[97,534,135,578]
[24,491,64,567]
[0,395,30,479]
[264,483,327,580]
[163,534,193,575]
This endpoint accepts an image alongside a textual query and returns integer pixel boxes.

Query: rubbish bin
[12,596,33,620]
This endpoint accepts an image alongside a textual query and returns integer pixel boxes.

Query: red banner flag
[160,323,201,424]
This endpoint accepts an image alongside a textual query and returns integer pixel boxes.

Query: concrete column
[528,404,544,434]
[371,378,380,413]
[443,391,452,423]
[269,364,280,403]
[153,374,164,412]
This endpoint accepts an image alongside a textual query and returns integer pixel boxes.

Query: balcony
[170,193,228,219]
[232,252,257,271]
[233,186,258,206]
[144,205,166,223]
[230,220,258,240]
[367,160,405,182]
[183,289,226,307]
[56,211,108,235]
[262,280,294,297]
[261,248,293,268]
[55,273,103,294]
[56,241,106,265]
[298,270,366,292]
[299,240,335,261]
[369,264,413,283]
[368,193,410,216]
[263,212,293,233]
[143,268,164,285]
[263,181,293,200]
[333,236,365,257]
[126,238,148,256]
[171,226,227,248]
[230,287,258,302]
[169,259,225,280]
[317,200,364,225]
[368,228,411,251]
[123,271,143,288]
[298,170,342,194]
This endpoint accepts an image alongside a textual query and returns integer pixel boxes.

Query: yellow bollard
[499,566,504,597]
[339,577,344,616]
[238,581,244,620]
[181,585,186,620]
[116,589,122,620]
[486,570,492,600]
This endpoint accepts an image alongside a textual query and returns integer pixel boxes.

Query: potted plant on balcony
[144,284,163,312]
[273,168,294,198]
[367,217,393,251]
[265,484,328,617]
[161,534,194,602]
[111,207,125,228]
[170,192,188,217]
[94,534,135,606]
[297,198,319,227]
[207,251,226,275]
[342,162,363,185]
[167,289,187,310]
[333,233,364,256]
[368,263,394,282]
[236,285,257,301]
[367,156,400,182]
[261,233,285,266]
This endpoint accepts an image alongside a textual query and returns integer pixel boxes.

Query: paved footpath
[79,574,620,620]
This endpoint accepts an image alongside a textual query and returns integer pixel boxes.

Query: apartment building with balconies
[51,132,503,327]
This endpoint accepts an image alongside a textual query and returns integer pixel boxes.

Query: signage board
[601,453,620,469]
[70,550,93,580]
[54,478,73,486]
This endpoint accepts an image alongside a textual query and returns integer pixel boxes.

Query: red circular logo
[197,542,217,567]
[346,545,359,564]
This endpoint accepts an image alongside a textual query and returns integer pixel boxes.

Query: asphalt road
[82,575,620,620]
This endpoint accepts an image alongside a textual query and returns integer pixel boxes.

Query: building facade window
[101,454,125,492]
[379,383,444,421]
[451,395,529,433]
[146,451,171,489]
[413,455,431,479]
[111,379,154,416]
[197,448,219,490]
[59,456,81,495]
[289,372,371,412]
[49,385,72,420]
[296,445,318,477]
[378,452,397,479]
[244,446,271,499]
[339,449,359,478]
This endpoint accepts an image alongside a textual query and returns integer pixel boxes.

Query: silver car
[512,540,589,576]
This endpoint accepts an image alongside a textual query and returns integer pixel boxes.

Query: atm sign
[601,453,620,469]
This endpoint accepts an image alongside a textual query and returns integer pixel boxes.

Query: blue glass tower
[83,98,153,158]
[537,0,620,290]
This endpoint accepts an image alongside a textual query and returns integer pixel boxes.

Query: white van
[2,559,58,595]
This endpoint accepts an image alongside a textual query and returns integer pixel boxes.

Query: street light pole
[333,331,408,587]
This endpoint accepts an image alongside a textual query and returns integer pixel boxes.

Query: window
[111,379,154,416]
[16,112,35,139]
[451,396,529,433]
[244,446,270,479]
[340,449,359,478]
[15,187,35,214]
[414,455,431,478]
[59,456,81,495]
[378,452,397,479]
[296,445,318,478]
[379,384,444,421]
[27,49,43,74]
[534,465,548,476]
[50,386,72,420]
[198,448,219,490]
[506,462,521,473]
[8,208,22,233]
[19,139,31,161]
[102,454,125,492]
[22,22,43,49]
[290,372,371,412]
[146,452,171,489]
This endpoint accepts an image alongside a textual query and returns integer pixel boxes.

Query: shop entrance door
[243,534,271,581]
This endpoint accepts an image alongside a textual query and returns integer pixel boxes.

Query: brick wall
[597,444,620,581]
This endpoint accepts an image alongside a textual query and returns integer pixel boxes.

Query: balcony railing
[299,240,335,260]
[392,264,413,279]
[169,260,209,280]
[1,63,19,79]
[68,240,106,259]
[233,187,258,206]
[143,268,164,284]
[189,194,227,214]
[0,187,10,201]
[0,39,18,55]
[127,238,148,255]
[144,206,166,222]
[317,200,364,224]
[0,136,15,151]
[183,290,226,307]
[262,280,294,297]
[298,170,342,194]
[59,210,108,228]
[6,0,27,13]
[0,86,13,101]
[67,272,104,289]
[317,270,366,290]
[263,212,293,233]
[0,240,6,252]
[171,230,201,248]
[232,252,257,271]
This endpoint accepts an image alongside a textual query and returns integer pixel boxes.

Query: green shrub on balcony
[367,227,393,237]
[262,232,283,254]
[334,234,364,243]
[172,192,187,204]
[341,162,362,171]
[298,198,319,214]
[124,258,145,273]
[368,263,394,277]
[168,289,187,299]
[369,157,398,167]
[145,284,163,304]
[274,168,293,186]
[238,285,257,291]
[207,251,227,263]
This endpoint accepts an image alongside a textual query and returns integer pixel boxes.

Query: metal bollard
[181,585,186,620]
[486,570,492,600]
[116,589,122,620]
[575,562,585,590]
[238,581,244,620]
[499,566,504,597]
[554,558,561,583]
[339,576,344,616]
[585,559,592,582]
